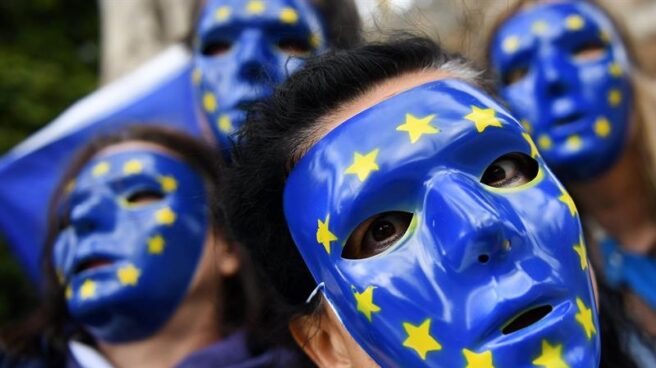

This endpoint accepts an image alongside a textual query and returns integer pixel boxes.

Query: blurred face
[285,78,599,366]
[489,1,632,181]
[53,143,208,342]
[193,0,327,151]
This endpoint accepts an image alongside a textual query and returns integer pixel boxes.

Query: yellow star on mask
[532,340,569,368]
[65,285,73,300]
[599,29,611,43]
[218,115,233,133]
[123,160,143,175]
[279,7,299,24]
[559,190,577,217]
[465,106,503,133]
[246,0,265,14]
[502,35,520,54]
[148,235,166,254]
[155,207,177,225]
[463,349,495,368]
[192,67,202,85]
[521,119,533,134]
[80,279,96,300]
[572,237,588,270]
[402,318,442,360]
[316,215,338,254]
[158,175,178,193]
[565,135,582,151]
[396,113,438,144]
[565,14,585,31]
[203,92,218,113]
[92,161,110,177]
[608,89,622,107]
[608,62,623,77]
[117,264,141,286]
[353,286,381,322]
[594,117,611,138]
[538,134,552,150]
[215,6,231,21]
[522,132,539,158]
[310,32,322,49]
[345,149,380,182]
[575,297,597,340]
[532,21,548,36]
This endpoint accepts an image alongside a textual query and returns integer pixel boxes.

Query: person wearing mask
[487,1,656,366]
[224,36,600,367]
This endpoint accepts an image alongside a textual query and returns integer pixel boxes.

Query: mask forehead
[197,0,324,37]
[54,149,208,342]
[193,0,327,153]
[284,80,599,366]
[490,1,632,181]
[286,80,531,244]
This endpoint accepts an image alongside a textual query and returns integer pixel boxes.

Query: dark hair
[188,0,362,49]
[0,125,268,363]
[223,36,492,316]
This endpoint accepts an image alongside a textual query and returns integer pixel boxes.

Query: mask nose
[538,50,570,99]
[70,193,115,236]
[424,173,513,273]
[236,30,274,85]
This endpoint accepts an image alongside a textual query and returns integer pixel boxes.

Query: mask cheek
[53,232,76,280]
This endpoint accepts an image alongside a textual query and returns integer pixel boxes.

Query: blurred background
[2,0,656,326]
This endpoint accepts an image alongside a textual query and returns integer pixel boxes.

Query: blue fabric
[601,236,656,310]
[489,1,632,181]
[284,80,600,366]
[0,59,202,282]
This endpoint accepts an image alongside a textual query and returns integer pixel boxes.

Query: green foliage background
[0,0,98,325]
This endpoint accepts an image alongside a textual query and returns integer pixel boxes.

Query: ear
[210,231,240,277]
[289,303,353,368]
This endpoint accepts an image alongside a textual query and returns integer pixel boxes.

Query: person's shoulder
[175,331,305,368]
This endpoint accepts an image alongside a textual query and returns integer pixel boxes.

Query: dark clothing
[1,331,298,368]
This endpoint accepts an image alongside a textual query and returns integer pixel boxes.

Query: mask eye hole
[572,41,606,61]
[125,189,164,206]
[343,211,413,260]
[481,153,538,188]
[277,38,312,56]
[502,66,528,86]
[202,40,233,56]
[58,214,71,232]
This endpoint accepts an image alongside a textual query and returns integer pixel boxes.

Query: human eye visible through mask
[343,212,413,260]
[481,152,539,188]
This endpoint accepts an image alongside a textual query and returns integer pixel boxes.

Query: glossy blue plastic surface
[193,0,327,151]
[284,80,600,367]
[489,1,632,181]
[53,149,208,342]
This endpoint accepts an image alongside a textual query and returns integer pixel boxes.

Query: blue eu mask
[53,149,208,342]
[193,0,327,152]
[489,1,632,181]
[284,80,600,366]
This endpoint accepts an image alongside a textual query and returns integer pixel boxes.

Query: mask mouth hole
[74,258,114,275]
[501,305,553,335]
[554,112,583,127]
